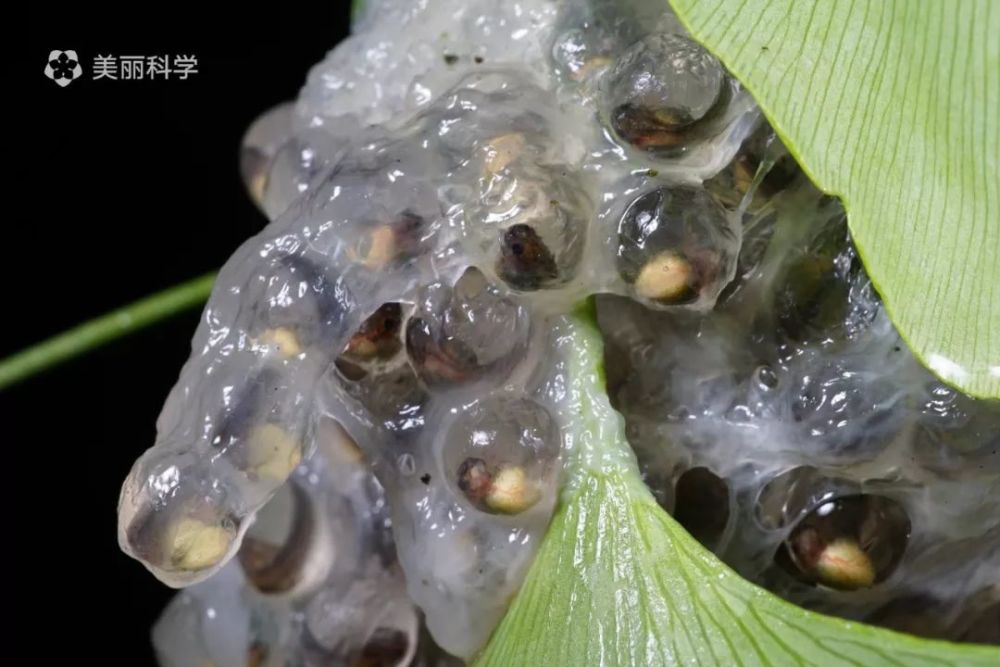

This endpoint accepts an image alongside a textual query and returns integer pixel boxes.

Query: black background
[7,7,352,663]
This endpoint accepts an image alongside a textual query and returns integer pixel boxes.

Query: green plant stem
[0,272,216,390]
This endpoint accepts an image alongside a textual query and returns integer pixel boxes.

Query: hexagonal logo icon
[44,50,83,87]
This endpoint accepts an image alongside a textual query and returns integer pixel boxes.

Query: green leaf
[474,305,998,666]
[667,0,999,398]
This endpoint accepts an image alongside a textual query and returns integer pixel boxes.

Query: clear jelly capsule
[755,466,858,531]
[602,33,731,156]
[549,3,621,84]
[551,28,613,83]
[335,302,405,380]
[239,102,294,214]
[301,138,444,277]
[771,208,879,347]
[119,352,314,587]
[432,81,548,170]
[913,382,1000,473]
[237,481,318,595]
[549,0,668,84]
[705,122,799,213]
[473,161,590,291]
[775,494,910,591]
[262,131,343,221]
[336,362,428,436]
[119,460,243,586]
[348,210,432,271]
[406,268,530,386]
[788,361,904,460]
[207,369,304,485]
[152,563,254,667]
[251,254,355,350]
[617,185,738,307]
[441,396,559,516]
[304,580,418,667]
[334,305,426,435]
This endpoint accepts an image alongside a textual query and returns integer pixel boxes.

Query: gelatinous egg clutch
[120,0,999,664]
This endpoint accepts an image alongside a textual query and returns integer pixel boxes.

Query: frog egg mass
[121,0,1000,663]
